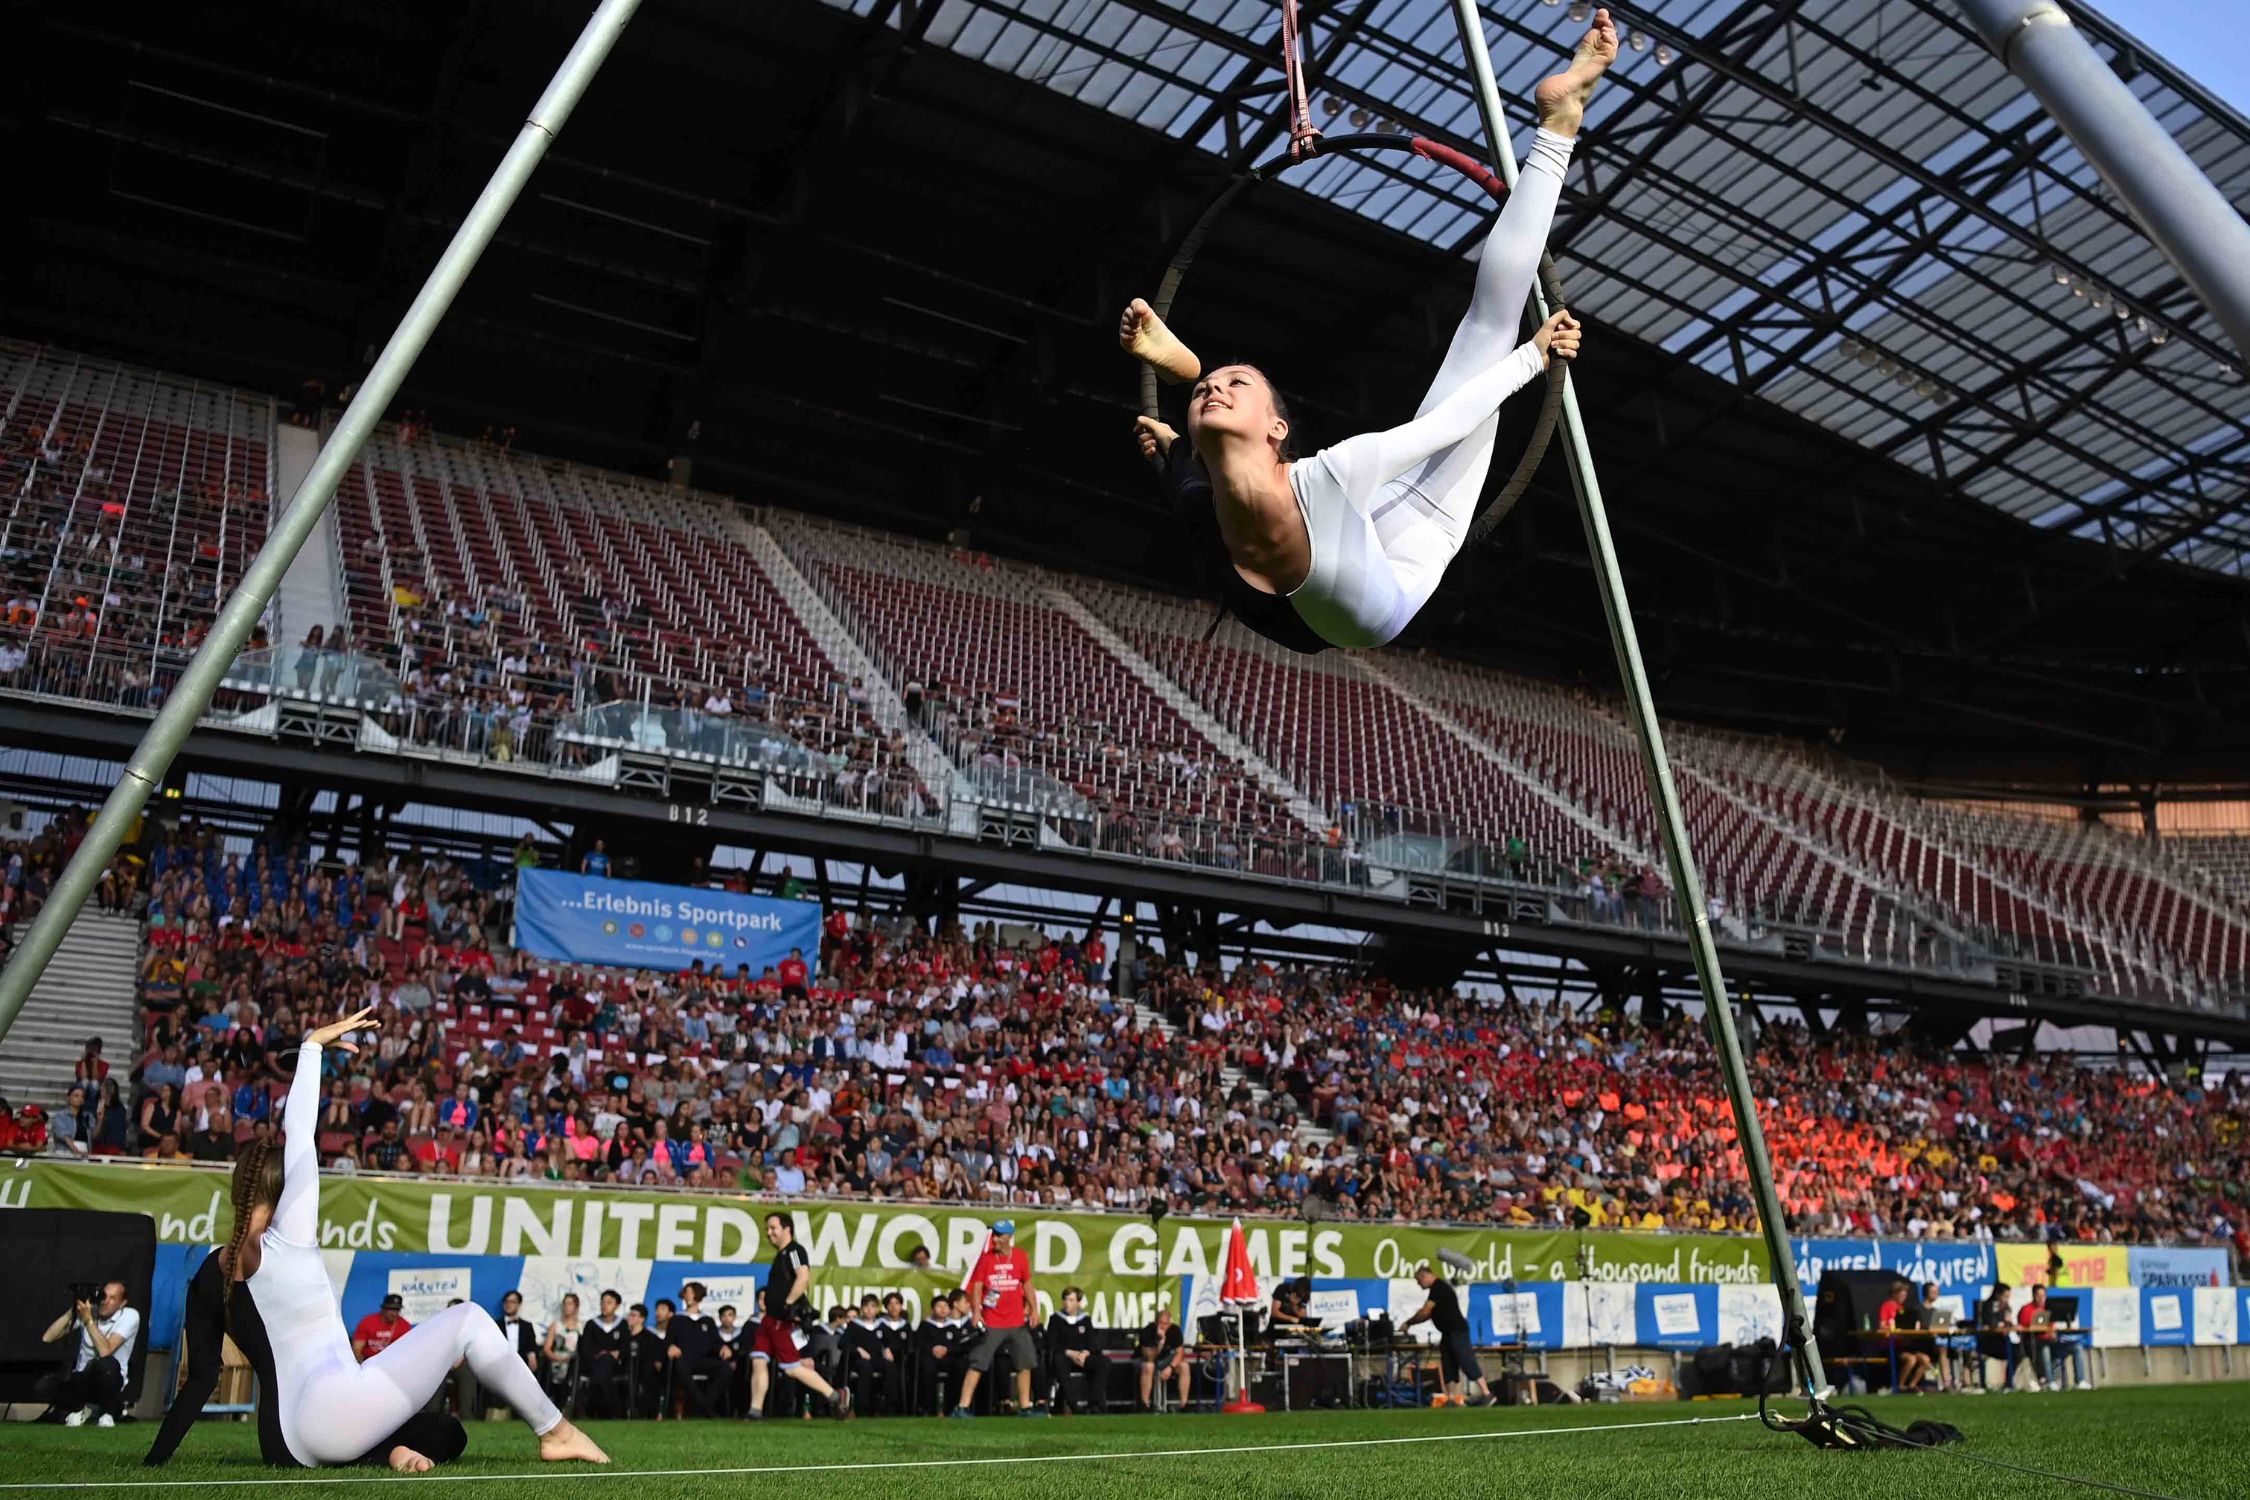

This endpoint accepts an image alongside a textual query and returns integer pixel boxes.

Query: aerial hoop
[1139,129,1568,547]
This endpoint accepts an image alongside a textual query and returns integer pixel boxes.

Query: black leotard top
[144,1248,290,1467]
[1163,437,1331,656]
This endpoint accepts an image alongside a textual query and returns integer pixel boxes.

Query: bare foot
[387,1447,434,1474]
[1134,415,1177,461]
[538,1418,610,1465]
[1119,298,1201,384]
[1533,7,1618,137]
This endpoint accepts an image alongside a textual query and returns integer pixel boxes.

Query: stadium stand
[0,338,273,710]
[2172,834,2250,913]
[11,819,2241,1253]
[327,424,931,812]
[3,339,2247,1012]
[770,514,1305,858]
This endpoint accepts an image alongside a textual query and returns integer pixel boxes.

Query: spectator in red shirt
[778,949,809,1001]
[1874,1279,1930,1393]
[950,1220,1043,1419]
[353,1295,413,1362]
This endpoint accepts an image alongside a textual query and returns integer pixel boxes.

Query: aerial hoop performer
[145,1006,609,1472]
[1123,9,1616,654]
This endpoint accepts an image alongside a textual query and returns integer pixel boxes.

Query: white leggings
[1288,128,1574,649]
[284,1302,561,1465]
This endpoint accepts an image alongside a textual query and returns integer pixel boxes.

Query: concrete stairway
[726,513,970,808]
[0,911,142,1109]
[1043,587,1330,837]
[268,422,344,648]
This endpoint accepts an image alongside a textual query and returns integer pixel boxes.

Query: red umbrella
[1220,1217,1260,1305]
[1218,1219,1265,1414]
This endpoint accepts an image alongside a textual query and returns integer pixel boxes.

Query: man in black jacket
[577,1291,625,1417]
[915,1294,965,1415]
[1044,1287,1100,1413]
[667,1283,730,1416]
[877,1293,913,1416]
[611,1304,666,1418]
[844,1296,888,1415]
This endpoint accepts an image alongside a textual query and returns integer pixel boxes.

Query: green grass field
[4,1385,2244,1499]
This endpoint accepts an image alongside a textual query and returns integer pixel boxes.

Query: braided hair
[221,1136,284,1311]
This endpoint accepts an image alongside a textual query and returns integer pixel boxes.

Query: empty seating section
[329,428,925,797]
[1083,588,1600,870]
[1933,811,2250,988]
[0,339,271,701]
[1384,654,1891,947]
[1680,738,2087,952]
[768,516,1292,833]
[2171,835,2250,916]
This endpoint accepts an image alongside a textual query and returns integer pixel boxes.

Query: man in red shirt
[778,948,810,1000]
[950,1220,1045,1418]
[1875,1279,1930,1393]
[352,1294,412,1362]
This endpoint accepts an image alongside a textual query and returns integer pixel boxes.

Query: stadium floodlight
[1442,0,1828,1404]
[0,0,645,1035]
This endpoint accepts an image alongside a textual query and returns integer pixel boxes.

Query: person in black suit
[915,1294,965,1415]
[877,1294,912,1416]
[606,1305,665,1418]
[844,1296,888,1415]
[494,1291,541,1398]
[1044,1287,1100,1413]
[577,1292,626,1416]
[666,1282,730,1416]
[717,1304,751,1413]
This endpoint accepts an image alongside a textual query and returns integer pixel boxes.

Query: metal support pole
[1446,0,1827,1397]
[0,0,644,1034]
[1955,0,2250,357]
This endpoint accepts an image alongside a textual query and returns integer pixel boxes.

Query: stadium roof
[12,0,2250,788]
[825,0,2250,575]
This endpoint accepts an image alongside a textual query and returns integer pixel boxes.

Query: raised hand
[304,1005,378,1054]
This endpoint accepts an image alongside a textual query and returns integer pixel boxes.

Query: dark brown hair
[1198,362,1301,462]
[222,1137,284,1310]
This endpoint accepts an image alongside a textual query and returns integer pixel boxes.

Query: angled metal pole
[1956,0,2250,358]
[0,0,644,1036]
[1446,1,1826,1396]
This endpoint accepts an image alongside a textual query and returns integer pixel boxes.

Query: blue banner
[515,870,821,975]
[1790,1237,1995,1295]
[1633,1284,1716,1348]
[1472,1282,1567,1349]
[2141,1288,2192,1347]
[2127,1247,2231,1289]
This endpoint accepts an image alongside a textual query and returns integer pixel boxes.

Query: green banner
[4,1159,1771,1285]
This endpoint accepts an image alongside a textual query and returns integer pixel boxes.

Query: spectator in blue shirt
[438,1082,480,1134]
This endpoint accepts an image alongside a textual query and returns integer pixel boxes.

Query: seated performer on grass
[144,1006,607,1472]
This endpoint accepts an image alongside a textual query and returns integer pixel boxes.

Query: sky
[2092,1,2250,117]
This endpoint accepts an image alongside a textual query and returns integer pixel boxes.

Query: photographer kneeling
[40,1281,138,1427]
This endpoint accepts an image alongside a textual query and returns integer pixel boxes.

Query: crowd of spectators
[7,818,2248,1264]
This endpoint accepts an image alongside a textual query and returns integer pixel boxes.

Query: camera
[67,1282,100,1305]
